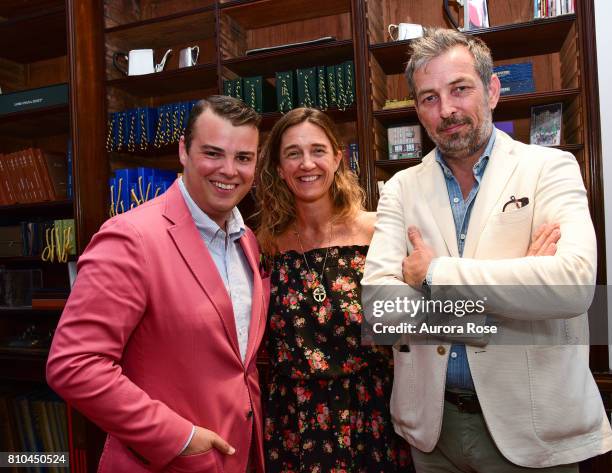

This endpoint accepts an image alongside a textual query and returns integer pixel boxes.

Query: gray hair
[405,27,494,98]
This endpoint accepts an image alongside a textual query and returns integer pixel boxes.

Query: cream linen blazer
[362,130,612,467]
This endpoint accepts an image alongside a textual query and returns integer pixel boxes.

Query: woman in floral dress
[256,108,412,473]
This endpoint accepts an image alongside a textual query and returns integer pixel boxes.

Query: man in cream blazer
[363,28,612,472]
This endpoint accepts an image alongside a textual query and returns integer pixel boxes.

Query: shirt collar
[435,127,497,181]
[178,177,246,243]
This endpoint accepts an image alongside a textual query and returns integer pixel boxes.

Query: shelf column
[351,0,376,210]
[67,0,109,253]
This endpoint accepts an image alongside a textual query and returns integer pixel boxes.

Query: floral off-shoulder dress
[264,245,412,473]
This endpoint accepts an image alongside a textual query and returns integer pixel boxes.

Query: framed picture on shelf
[530,103,563,147]
[443,0,489,31]
[466,0,489,29]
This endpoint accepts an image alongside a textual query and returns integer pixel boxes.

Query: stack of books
[493,62,535,96]
[109,167,177,217]
[222,61,356,114]
[387,125,423,160]
[0,387,69,473]
[0,269,42,307]
[344,142,359,174]
[106,101,198,153]
[534,0,575,18]
[223,76,276,114]
[0,220,75,258]
[274,60,356,113]
[0,148,68,205]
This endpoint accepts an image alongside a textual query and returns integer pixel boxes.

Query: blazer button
[246,410,253,419]
[437,346,446,356]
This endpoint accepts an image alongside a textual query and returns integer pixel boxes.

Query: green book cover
[335,64,346,109]
[326,65,338,108]
[343,60,356,107]
[316,66,328,110]
[275,71,295,113]
[243,76,276,113]
[233,78,244,100]
[296,67,317,108]
[223,79,233,96]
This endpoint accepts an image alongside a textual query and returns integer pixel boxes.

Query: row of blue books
[345,142,359,174]
[109,167,177,217]
[493,62,535,96]
[106,101,198,153]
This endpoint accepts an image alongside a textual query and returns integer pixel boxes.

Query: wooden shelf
[105,5,215,34]
[261,105,357,130]
[222,39,353,76]
[0,199,73,219]
[0,307,62,316]
[0,103,69,139]
[0,0,64,18]
[0,255,76,265]
[105,8,215,49]
[31,298,66,311]
[107,63,217,96]
[375,158,421,174]
[373,88,580,126]
[375,143,583,175]
[0,346,48,381]
[371,15,576,75]
[220,0,351,29]
[0,5,67,62]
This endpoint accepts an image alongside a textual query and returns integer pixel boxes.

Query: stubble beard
[429,109,494,161]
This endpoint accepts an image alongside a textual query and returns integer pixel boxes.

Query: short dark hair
[405,27,493,99]
[183,95,261,151]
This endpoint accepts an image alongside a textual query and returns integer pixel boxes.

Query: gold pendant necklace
[295,222,333,304]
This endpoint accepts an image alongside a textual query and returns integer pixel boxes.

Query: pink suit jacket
[47,181,270,473]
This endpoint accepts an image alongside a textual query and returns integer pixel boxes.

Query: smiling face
[413,45,500,162]
[277,121,342,205]
[179,109,259,228]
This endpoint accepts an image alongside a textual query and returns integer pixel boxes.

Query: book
[387,124,422,160]
[245,36,336,55]
[530,103,562,146]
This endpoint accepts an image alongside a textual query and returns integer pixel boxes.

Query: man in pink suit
[47,95,269,473]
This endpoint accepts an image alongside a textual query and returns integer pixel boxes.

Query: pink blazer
[47,181,270,473]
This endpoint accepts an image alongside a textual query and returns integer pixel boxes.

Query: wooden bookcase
[2,0,609,471]
[0,1,74,469]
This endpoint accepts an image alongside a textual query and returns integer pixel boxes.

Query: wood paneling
[221,0,350,30]
[0,5,67,62]
[246,13,352,52]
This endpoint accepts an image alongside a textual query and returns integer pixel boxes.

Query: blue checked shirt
[426,128,496,391]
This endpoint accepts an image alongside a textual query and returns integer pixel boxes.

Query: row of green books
[223,60,356,114]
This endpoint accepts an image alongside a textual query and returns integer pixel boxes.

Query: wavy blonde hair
[256,108,364,255]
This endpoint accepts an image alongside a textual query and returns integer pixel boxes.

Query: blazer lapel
[463,131,520,258]
[417,153,460,257]
[240,233,265,367]
[163,182,241,361]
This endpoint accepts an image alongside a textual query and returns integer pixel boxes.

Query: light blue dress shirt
[427,128,497,392]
